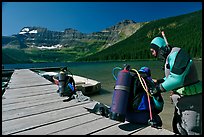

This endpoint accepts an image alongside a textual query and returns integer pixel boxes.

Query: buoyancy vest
[128,70,164,114]
[161,47,201,95]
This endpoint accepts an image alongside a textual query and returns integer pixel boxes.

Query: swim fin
[84,103,110,118]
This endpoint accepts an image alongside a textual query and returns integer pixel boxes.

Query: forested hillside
[78,10,202,61]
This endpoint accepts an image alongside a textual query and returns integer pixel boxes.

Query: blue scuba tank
[109,66,132,122]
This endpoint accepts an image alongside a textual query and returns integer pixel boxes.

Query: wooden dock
[2,69,174,135]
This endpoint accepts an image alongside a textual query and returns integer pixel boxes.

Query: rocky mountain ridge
[2,19,145,50]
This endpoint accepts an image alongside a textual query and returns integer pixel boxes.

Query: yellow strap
[131,69,152,97]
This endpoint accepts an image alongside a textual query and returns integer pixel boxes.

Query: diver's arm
[160,50,192,92]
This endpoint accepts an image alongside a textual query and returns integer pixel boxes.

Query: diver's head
[150,37,171,59]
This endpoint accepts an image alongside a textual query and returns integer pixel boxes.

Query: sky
[2,2,202,36]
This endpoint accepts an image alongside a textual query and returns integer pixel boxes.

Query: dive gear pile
[58,67,76,97]
[110,64,163,127]
[56,67,90,102]
[86,64,163,128]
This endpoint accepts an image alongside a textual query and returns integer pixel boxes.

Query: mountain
[2,20,144,50]
[2,10,202,64]
[77,10,202,61]
[2,20,145,63]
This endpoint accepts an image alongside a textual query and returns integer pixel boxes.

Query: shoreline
[2,57,202,66]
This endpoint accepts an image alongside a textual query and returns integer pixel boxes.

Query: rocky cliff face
[3,20,145,50]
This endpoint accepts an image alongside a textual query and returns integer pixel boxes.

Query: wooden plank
[91,121,147,135]
[2,99,91,122]
[2,92,58,106]
[3,85,57,99]
[131,126,175,135]
[2,99,62,121]
[2,101,95,135]
[13,113,103,135]
[8,80,52,89]
[4,84,57,94]
[2,90,60,105]
[7,69,52,89]
[50,116,120,135]
[2,92,63,112]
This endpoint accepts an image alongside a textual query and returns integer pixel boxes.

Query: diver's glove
[150,84,165,95]
[155,78,165,85]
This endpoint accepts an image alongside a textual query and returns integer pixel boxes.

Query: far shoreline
[2,58,202,66]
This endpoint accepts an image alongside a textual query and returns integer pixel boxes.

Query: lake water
[2,60,202,132]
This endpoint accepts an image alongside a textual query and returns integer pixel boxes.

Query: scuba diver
[149,31,202,135]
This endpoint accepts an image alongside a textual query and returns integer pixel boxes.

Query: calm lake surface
[3,60,202,131]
